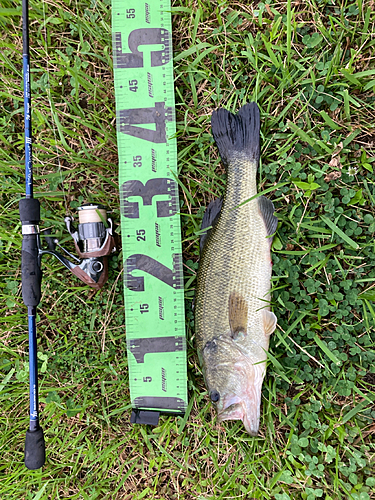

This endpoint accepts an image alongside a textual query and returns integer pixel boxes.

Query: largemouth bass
[195,102,278,435]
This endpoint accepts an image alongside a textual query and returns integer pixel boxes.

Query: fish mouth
[207,347,266,436]
[217,388,261,436]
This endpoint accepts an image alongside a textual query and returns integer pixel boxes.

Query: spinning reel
[42,203,117,290]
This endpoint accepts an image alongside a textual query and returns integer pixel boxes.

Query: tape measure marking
[127,336,186,363]
[112,0,187,418]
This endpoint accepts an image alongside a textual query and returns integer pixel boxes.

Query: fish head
[202,335,266,436]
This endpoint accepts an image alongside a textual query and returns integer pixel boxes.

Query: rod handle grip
[19,199,42,307]
[25,428,45,470]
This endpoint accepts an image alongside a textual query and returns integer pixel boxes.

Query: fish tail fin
[211,102,260,167]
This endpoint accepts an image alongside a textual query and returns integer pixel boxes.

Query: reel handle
[19,198,42,307]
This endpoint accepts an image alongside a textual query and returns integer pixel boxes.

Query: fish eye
[204,340,217,352]
[210,390,220,402]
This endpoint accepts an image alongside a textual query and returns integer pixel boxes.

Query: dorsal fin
[228,292,248,340]
[258,196,278,246]
[199,197,223,253]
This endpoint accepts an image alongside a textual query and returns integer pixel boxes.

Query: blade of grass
[320,215,359,249]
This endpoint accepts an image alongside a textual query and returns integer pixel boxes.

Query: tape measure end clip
[130,410,160,426]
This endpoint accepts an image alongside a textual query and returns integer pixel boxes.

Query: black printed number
[125,254,183,292]
[113,28,171,69]
[118,103,169,144]
[133,155,142,167]
[121,178,178,219]
[126,8,135,18]
[136,229,146,241]
[140,304,149,314]
[143,376,152,382]
[129,79,138,92]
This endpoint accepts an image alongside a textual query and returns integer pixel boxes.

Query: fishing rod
[20,0,117,469]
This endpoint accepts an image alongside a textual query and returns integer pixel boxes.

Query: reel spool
[76,204,109,253]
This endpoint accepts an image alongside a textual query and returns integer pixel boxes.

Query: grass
[1,0,375,498]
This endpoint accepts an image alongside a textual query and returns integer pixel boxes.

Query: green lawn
[1,0,375,498]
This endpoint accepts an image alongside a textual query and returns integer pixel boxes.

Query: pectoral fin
[263,310,277,335]
[229,292,248,340]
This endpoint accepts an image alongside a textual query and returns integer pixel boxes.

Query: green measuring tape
[112,0,187,423]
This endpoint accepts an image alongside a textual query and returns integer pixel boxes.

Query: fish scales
[195,103,278,435]
[196,154,270,346]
